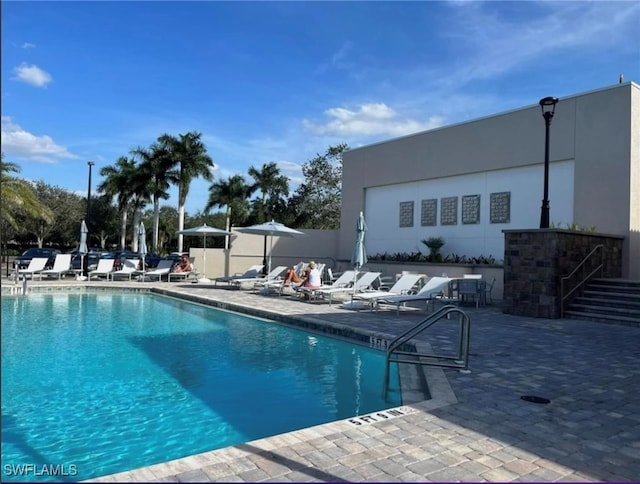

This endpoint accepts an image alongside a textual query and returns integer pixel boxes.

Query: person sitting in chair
[172,254,192,273]
[283,260,321,288]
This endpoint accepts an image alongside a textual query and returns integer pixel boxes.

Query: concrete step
[575,295,640,310]
[564,309,640,327]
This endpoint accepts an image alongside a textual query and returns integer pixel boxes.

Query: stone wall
[503,229,624,319]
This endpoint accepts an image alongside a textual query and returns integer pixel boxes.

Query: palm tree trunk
[153,197,160,252]
[178,203,185,253]
[225,207,231,250]
[132,210,140,252]
[120,211,128,250]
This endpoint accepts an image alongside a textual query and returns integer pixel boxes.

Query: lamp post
[85,161,95,275]
[539,96,559,229]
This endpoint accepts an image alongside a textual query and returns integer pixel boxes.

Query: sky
[2,0,639,216]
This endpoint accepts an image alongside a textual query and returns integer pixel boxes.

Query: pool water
[1,292,400,482]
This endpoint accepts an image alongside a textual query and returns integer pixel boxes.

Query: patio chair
[214,264,265,286]
[457,278,483,308]
[110,259,142,281]
[138,259,173,282]
[168,257,198,282]
[484,276,497,305]
[16,257,49,280]
[257,263,326,296]
[377,276,453,315]
[299,271,381,305]
[230,266,288,289]
[88,259,116,281]
[350,273,424,310]
[37,254,73,280]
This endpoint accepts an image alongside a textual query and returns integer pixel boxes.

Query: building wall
[189,229,340,280]
[364,161,574,261]
[341,82,640,278]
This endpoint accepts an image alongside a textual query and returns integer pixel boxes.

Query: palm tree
[205,175,253,249]
[161,132,215,252]
[247,162,290,273]
[132,139,174,252]
[97,156,137,250]
[1,155,54,230]
[247,162,289,223]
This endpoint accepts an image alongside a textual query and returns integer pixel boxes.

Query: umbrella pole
[262,236,268,275]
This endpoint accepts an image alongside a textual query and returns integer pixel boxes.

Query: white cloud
[12,63,52,87]
[1,116,77,163]
[302,103,444,138]
[21,42,36,49]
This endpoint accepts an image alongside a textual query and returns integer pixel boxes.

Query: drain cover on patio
[520,395,551,404]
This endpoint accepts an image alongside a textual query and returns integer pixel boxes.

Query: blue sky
[2,1,639,215]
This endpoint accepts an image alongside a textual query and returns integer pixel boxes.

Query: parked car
[13,248,61,270]
[103,250,141,270]
[69,250,103,272]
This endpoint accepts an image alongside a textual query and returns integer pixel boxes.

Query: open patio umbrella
[237,220,304,280]
[78,220,88,280]
[138,221,148,273]
[177,224,231,283]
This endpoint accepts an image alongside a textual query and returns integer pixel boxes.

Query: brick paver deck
[3,278,638,482]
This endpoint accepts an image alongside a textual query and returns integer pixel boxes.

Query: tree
[161,132,215,253]
[247,162,289,224]
[98,156,137,250]
[0,155,54,232]
[290,144,347,229]
[132,139,174,252]
[205,175,253,248]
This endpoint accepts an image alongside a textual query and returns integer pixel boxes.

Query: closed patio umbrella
[177,224,231,283]
[138,222,148,273]
[344,212,368,308]
[78,220,88,280]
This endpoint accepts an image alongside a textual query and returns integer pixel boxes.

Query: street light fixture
[85,161,95,275]
[539,96,559,229]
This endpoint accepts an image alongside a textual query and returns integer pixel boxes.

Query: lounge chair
[16,257,49,280]
[110,259,142,281]
[350,273,425,309]
[88,259,116,281]
[257,263,326,296]
[37,254,73,280]
[377,276,453,315]
[298,271,381,305]
[214,264,265,286]
[230,266,288,289]
[168,257,198,282]
[138,259,173,282]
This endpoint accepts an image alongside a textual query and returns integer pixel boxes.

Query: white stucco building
[339,82,640,279]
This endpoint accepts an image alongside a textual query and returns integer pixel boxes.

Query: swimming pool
[1,292,401,482]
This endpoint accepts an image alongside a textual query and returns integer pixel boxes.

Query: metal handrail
[383,305,470,399]
[560,244,604,317]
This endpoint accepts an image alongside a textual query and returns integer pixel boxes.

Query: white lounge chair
[377,276,453,315]
[110,259,142,281]
[16,257,49,280]
[350,273,425,309]
[258,263,326,296]
[168,257,198,282]
[37,254,73,280]
[311,271,381,304]
[214,264,265,286]
[138,259,173,282]
[230,266,288,289]
[88,259,116,281]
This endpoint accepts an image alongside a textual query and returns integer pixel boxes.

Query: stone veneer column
[503,229,624,319]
